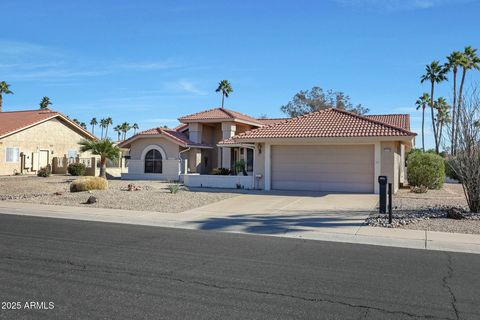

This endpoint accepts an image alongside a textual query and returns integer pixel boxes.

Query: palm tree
[434,97,451,147]
[80,122,87,130]
[39,96,52,110]
[455,46,480,153]
[99,118,107,138]
[121,122,130,140]
[132,123,139,135]
[90,117,98,135]
[79,139,120,179]
[420,61,448,154]
[415,93,430,152]
[446,51,463,153]
[215,80,233,108]
[0,81,13,112]
[114,125,122,141]
[104,117,113,138]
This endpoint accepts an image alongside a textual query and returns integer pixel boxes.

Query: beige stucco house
[119,107,416,194]
[0,109,96,176]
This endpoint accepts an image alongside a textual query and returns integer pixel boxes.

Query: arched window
[144,149,162,173]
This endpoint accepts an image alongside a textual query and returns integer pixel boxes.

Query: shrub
[167,184,181,194]
[37,165,51,177]
[234,160,247,176]
[212,168,231,175]
[445,158,461,182]
[67,163,86,176]
[407,152,445,190]
[70,177,108,192]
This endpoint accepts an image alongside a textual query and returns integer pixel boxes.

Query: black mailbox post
[378,176,388,213]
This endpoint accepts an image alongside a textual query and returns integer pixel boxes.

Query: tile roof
[256,118,290,126]
[179,107,264,125]
[118,127,212,148]
[364,114,410,131]
[0,109,95,139]
[219,108,415,143]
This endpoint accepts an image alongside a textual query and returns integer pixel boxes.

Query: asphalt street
[0,213,479,320]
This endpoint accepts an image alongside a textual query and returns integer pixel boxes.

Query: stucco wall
[380,141,401,192]
[253,143,266,189]
[129,137,180,160]
[0,118,92,176]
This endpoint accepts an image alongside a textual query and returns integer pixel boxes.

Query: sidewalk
[1,201,479,254]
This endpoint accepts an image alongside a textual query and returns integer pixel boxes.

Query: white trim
[374,142,381,194]
[264,143,271,191]
[140,144,167,160]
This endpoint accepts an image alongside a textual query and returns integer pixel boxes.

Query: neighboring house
[0,109,96,176]
[119,107,416,193]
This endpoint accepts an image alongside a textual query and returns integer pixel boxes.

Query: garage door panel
[271,145,374,193]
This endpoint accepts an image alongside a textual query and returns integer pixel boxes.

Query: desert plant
[67,162,87,176]
[212,167,231,175]
[70,177,108,192]
[78,139,120,179]
[37,165,51,177]
[447,87,480,212]
[167,184,181,194]
[407,152,445,190]
[234,159,247,176]
[444,158,461,182]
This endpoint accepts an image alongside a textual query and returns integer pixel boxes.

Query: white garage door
[271,145,374,193]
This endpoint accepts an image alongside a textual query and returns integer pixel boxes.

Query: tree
[80,122,87,130]
[415,93,430,152]
[90,117,98,135]
[39,96,52,110]
[215,80,233,108]
[104,117,113,138]
[132,123,139,135]
[121,122,130,140]
[455,46,480,154]
[434,97,450,147]
[79,139,120,179]
[446,51,463,154]
[420,61,448,154]
[114,125,122,141]
[72,118,81,125]
[99,118,107,138]
[0,81,13,112]
[280,86,369,117]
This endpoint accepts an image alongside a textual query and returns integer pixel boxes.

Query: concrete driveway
[181,192,378,235]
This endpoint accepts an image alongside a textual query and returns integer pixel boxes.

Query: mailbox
[378,176,387,213]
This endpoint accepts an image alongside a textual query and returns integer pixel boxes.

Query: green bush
[444,158,461,181]
[407,152,445,190]
[70,177,108,192]
[212,168,231,175]
[167,184,181,194]
[67,163,86,176]
[37,165,51,177]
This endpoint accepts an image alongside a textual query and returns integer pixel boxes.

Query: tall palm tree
[132,123,139,135]
[215,80,233,108]
[446,51,463,153]
[79,139,120,179]
[80,122,87,130]
[415,93,430,152]
[90,117,98,135]
[420,61,448,154]
[39,96,52,110]
[455,46,480,153]
[0,81,13,112]
[434,97,451,147]
[114,125,122,141]
[99,118,107,138]
[121,122,130,140]
[104,117,113,138]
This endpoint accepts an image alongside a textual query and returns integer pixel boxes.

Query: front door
[39,150,49,169]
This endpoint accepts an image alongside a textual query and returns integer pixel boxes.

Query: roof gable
[221,108,415,142]
[0,109,96,140]
[178,107,263,126]
[117,127,212,148]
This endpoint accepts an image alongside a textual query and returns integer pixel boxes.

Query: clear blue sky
[2,0,480,148]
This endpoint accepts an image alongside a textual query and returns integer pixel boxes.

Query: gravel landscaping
[0,175,239,213]
[366,182,480,235]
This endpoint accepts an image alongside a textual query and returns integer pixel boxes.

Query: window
[144,149,162,173]
[68,150,77,159]
[6,147,19,163]
[246,148,254,172]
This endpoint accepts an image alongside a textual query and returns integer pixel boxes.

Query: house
[118,107,416,193]
[0,109,96,176]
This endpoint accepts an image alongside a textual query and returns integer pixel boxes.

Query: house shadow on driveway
[189,211,371,235]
